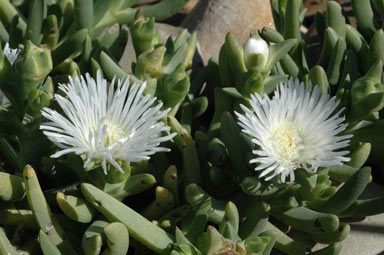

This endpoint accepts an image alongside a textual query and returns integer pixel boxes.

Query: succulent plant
[187,1,384,254]
[0,0,190,172]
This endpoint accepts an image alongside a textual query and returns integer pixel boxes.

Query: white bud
[244,38,269,70]
[244,38,269,58]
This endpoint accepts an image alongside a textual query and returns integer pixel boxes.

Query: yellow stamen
[269,122,302,165]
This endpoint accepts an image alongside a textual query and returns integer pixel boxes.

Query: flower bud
[27,77,54,113]
[244,37,269,71]
[130,15,159,57]
[135,46,166,79]
[350,80,384,120]
[157,64,190,114]
[27,90,52,113]
[14,40,52,99]
[349,60,384,121]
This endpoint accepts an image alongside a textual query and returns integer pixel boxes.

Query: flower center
[269,122,303,166]
[105,121,130,145]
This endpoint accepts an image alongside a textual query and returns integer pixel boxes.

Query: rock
[312,182,384,254]
[119,23,203,73]
[181,0,275,63]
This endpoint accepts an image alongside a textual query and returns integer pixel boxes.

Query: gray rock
[181,0,275,63]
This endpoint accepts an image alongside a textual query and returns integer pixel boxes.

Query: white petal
[41,71,175,174]
[236,78,351,183]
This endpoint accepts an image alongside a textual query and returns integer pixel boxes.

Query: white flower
[40,71,176,174]
[236,78,352,184]
[3,43,20,65]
